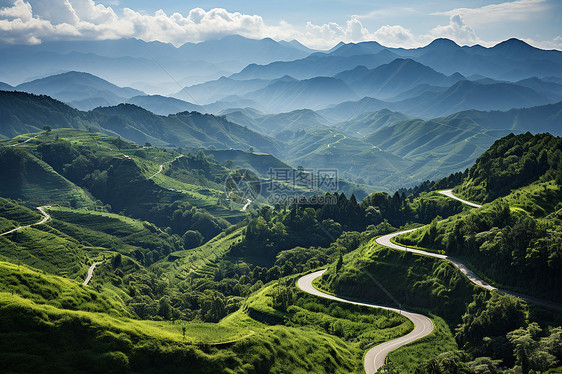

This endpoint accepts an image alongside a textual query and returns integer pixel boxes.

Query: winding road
[148,155,184,179]
[83,261,103,286]
[437,189,482,208]
[0,204,104,287]
[298,270,434,373]
[298,189,562,373]
[242,199,252,211]
[375,191,562,311]
[0,205,51,236]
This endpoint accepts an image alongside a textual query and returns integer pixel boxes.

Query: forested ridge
[1,130,562,373]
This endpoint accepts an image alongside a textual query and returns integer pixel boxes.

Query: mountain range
[2,89,561,191]
[1,36,561,190]
[0,35,314,93]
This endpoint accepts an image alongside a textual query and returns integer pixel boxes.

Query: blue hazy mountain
[0,82,13,90]
[231,38,561,83]
[175,76,272,104]
[0,36,313,94]
[245,76,358,112]
[318,79,554,120]
[126,95,205,116]
[15,71,144,111]
[334,58,465,99]
[231,50,401,80]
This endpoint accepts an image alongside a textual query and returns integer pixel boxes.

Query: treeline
[361,190,465,227]
[398,170,467,198]
[411,292,562,374]
[399,195,562,303]
[230,193,383,259]
[457,133,562,202]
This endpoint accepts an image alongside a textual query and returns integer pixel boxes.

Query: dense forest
[1,130,561,373]
[398,133,562,302]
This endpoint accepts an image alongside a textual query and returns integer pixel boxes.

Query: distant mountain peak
[328,41,346,53]
[273,75,297,83]
[493,38,534,50]
[425,38,460,49]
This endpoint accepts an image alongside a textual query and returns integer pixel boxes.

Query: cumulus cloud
[0,0,408,48]
[0,0,278,45]
[522,35,562,50]
[372,25,422,48]
[430,15,480,45]
[0,0,559,51]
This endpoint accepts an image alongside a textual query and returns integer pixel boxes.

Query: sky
[0,0,560,50]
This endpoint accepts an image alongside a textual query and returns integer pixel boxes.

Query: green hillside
[0,129,240,235]
[0,198,419,374]
[454,132,562,202]
[392,133,562,303]
[0,91,282,154]
[336,109,409,136]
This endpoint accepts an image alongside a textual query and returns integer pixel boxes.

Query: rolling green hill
[396,133,562,303]
[0,91,282,154]
[0,129,241,234]
[0,146,96,207]
[335,109,409,136]
[223,108,332,138]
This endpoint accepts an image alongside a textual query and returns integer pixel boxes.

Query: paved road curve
[437,189,482,208]
[148,155,184,179]
[242,199,252,211]
[376,190,562,311]
[0,205,51,236]
[83,261,103,286]
[298,270,434,373]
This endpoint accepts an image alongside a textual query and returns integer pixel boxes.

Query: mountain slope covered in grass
[0,91,282,154]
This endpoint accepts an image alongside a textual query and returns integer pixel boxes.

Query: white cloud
[434,0,548,26]
[0,0,559,51]
[0,0,396,48]
[0,0,31,21]
[521,35,562,50]
[430,15,480,45]
[372,25,423,48]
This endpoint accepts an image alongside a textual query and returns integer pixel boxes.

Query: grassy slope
[316,238,482,372]
[0,258,385,374]
[397,180,562,300]
[157,228,244,281]
[0,129,239,215]
[0,197,42,232]
[0,145,96,208]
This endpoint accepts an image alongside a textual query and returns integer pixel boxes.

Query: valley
[1,10,562,373]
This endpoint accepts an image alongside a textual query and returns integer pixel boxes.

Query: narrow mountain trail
[10,135,37,147]
[148,154,183,179]
[376,190,562,311]
[0,205,105,287]
[298,270,434,374]
[0,205,51,236]
[242,199,252,211]
[83,261,103,286]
